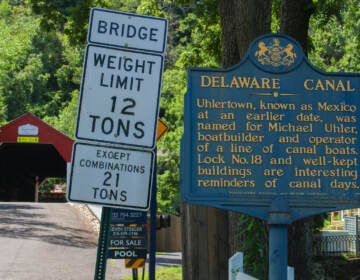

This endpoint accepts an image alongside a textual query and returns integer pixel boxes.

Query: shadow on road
[0,203,97,248]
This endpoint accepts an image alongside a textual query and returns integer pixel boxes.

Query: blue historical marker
[181,33,360,279]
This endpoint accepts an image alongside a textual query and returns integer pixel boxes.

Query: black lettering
[149,28,158,41]
[107,55,116,69]
[90,115,100,132]
[147,61,155,75]
[138,26,147,40]
[116,119,130,137]
[100,73,108,87]
[100,189,108,199]
[93,53,106,67]
[109,189,118,200]
[136,78,144,91]
[109,22,119,35]
[116,76,128,89]
[98,20,107,33]
[127,25,136,38]
[92,187,99,198]
[133,122,145,139]
[102,117,114,134]
[124,58,133,71]
[120,191,127,201]
[121,98,135,115]
[135,59,145,73]
[103,171,111,186]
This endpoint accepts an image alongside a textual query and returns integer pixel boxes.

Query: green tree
[0,0,37,122]
[29,0,109,45]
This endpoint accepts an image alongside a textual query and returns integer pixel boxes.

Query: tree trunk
[219,0,272,263]
[181,202,229,280]
[219,0,272,68]
[280,0,314,54]
[280,1,314,279]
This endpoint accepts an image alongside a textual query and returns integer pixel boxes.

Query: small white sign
[67,142,154,210]
[18,124,39,136]
[75,45,163,149]
[235,272,258,280]
[88,8,168,54]
[229,252,244,280]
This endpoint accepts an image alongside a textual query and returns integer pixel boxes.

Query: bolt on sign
[181,34,360,221]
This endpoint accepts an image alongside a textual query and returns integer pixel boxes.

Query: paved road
[0,202,101,279]
[0,202,181,280]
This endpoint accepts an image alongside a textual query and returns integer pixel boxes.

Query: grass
[121,266,182,280]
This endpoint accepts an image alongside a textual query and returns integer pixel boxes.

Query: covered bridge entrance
[0,113,74,201]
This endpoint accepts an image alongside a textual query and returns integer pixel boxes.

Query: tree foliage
[2,3,360,277]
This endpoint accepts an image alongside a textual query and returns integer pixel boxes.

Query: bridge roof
[0,113,74,162]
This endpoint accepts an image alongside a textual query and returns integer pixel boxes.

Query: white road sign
[67,142,154,210]
[88,8,168,54]
[75,45,163,149]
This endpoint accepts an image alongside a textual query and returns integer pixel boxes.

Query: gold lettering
[250,77,260,88]
[336,80,345,91]
[221,76,229,88]
[304,79,314,90]
[261,78,271,89]
[325,80,335,91]
[200,75,211,87]
[272,78,280,89]
[212,76,220,88]
[315,79,325,91]
[238,77,251,88]
[347,80,355,92]
[230,76,240,88]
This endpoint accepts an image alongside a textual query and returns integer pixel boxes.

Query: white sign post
[67,142,154,210]
[75,45,163,149]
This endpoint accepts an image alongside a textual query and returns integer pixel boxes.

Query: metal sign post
[94,207,111,280]
[149,150,157,280]
[268,198,291,280]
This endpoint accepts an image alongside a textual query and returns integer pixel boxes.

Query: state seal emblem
[255,38,296,67]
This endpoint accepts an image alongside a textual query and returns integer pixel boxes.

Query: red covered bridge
[0,113,74,201]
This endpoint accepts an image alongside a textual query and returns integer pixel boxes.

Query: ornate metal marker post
[268,198,291,280]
